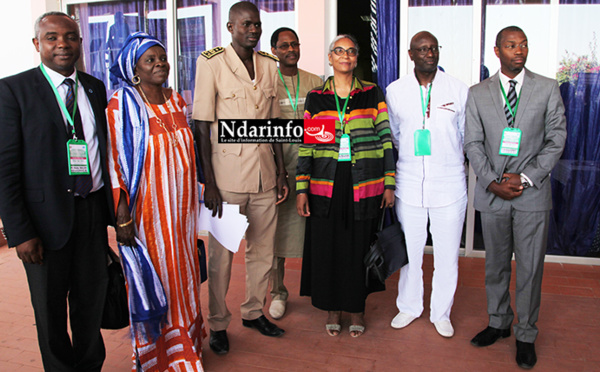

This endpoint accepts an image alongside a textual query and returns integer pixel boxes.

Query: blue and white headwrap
[109,31,165,86]
[108,31,169,343]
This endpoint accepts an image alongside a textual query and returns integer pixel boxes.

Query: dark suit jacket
[0,67,114,250]
[464,69,567,213]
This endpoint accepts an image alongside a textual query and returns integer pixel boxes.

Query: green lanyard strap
[500,82,521,127]
[333,78,355,132]
[277,69,301,115]
[419,82,432,129]
[40,64,79,138]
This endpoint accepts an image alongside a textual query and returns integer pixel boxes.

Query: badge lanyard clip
[40,64,79,139]
[500,82,521,128]
[278,69,300,116]
[498,81,523,157]
[334,78,355,162]
[414,83,432,156]
[40,64,91,175]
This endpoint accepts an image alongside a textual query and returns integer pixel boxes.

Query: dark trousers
[24,190,109,372]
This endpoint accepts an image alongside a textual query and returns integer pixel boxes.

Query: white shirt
[386,70,468,208]
[498,68,525,103]
[43,64,103,192]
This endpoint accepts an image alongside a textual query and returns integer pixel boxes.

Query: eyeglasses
[276,42,300,50]
[502,43,528,50]
[412,46,441,55]
[331,46,358,57]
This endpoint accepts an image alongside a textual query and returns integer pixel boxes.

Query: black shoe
[470,326,511,347]
[516,340,537,369]
[209,330,229,355]
[242,315,285,337]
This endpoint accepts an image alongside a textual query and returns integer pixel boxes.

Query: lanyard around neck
[419,82,432,129]
[333,78,354,131]
[277,69,300,113]
[500,81,521,126]
[40,64,79,137]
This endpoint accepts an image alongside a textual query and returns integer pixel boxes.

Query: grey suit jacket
[464,69,567,212]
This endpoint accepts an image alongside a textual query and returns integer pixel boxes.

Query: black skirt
[300,161,384,313]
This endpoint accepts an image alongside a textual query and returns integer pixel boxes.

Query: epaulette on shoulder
[257,50,279,62]
[201,46,225,59]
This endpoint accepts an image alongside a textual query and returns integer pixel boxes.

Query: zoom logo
[303,119,336,144]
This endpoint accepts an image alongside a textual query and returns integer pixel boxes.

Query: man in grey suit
[465,26,566,369]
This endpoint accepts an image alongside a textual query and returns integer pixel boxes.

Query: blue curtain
[548,72,600,256]
[175,0,209,102]
[69,0,167,96]
[256,0,294,12]
[376,0,399,94]
[410,0,472,5]
[486,0,550,3]
[560,0,600,3]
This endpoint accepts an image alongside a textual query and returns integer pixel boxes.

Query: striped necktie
[504,79,518,127]
[64,78,93,197]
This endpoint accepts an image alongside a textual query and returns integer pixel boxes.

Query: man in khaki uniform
[192,1,289,355]
[268,27,322,320]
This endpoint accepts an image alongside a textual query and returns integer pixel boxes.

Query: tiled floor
[1,232,599,371]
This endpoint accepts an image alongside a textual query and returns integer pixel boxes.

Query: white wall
[558,5,600,62]
[485,5,553,79]
[0,0,59,79]
[1,1,35,79]
[407,6,474,86]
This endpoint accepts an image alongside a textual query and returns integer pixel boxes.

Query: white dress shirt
[43,64,103,193]
[386,70,468,208]
[498,68,525,104]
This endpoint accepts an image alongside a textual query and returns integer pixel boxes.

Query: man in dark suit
[465,26,567,369]
[0,12,113,371]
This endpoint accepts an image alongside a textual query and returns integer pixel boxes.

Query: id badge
[414,129,431,156]
[338,134,352,162]
[67,139,91,175]
[499,127,522,157]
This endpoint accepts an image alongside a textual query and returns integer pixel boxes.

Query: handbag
[364,207,408,287]
[101,246,130,330]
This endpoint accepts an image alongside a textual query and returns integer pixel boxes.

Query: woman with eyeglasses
[296,34,395,337]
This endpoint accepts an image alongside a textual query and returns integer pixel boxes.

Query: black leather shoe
[209,330,229,355]
[242,315,285,337]
[516,340,537,369]
[470,326,511,347]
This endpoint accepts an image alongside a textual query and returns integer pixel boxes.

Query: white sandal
[349,324,365,337]
[326,323,342,336]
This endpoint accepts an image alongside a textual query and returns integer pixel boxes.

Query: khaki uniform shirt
[192,44,280,193]
[274,69,322,257]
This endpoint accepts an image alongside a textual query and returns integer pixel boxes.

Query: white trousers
[395,196,467,323]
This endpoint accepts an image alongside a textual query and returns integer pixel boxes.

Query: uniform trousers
[23,190,109,372]
[480,203,549,343]
[270,256,288,301]
[395,196,467,323]
[207,187,278,331]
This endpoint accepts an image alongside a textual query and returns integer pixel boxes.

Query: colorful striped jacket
[296,77,395,220]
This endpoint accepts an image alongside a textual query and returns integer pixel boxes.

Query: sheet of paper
[198,203,248,253]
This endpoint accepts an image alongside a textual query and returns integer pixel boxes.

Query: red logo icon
[303,119,335,144]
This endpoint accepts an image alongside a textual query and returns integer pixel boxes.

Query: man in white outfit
[386,31,468,338]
